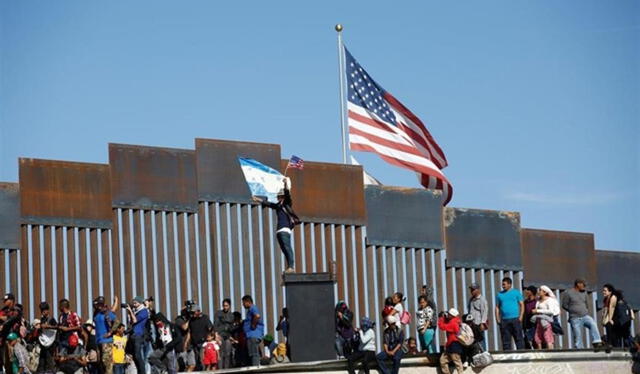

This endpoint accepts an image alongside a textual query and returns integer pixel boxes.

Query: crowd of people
[338,278,638,374]
[0,293,292,374]
[0,277,637,374]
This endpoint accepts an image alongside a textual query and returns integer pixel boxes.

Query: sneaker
[284,267,296,274]
[593,342,603,352]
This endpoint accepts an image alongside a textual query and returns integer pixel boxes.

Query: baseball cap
[3,293,15,301]
[7,332,18,341]
[448,308,459,317]
[132,296,145,304]
[469,283,480,290]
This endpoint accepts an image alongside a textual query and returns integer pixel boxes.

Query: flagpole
[335,24,348,164]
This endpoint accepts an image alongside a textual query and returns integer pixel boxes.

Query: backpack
[614,300,633,326]
[27,344,41,373]
[400,310,412,325]
[456,323,475,346]
[472,351,493,368]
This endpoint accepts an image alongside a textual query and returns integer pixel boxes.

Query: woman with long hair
[602,284,633,347]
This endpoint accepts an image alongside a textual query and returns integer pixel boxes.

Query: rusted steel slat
[166,213,178,313]
[335,226,346,302]
[220,205,231,303]
[10,248,18,296]
[90,229,100,305]
[0,183,20,250]
[293,225,302,273]
[19,159,111,228]
[345,226,357,317]
[596,250,640,309]
[109,144,197,212]
[154,212,167,314]
[110,211,123,306]
[445,207,522,271]
[32,226,42,312]
[188,213,198,302]
[229,205,241,304]
[199,203,212,312]
[209,203,220,308]
[100,229,111,301]
[195,138,281,204]
[355,227,366,321]
[304,224,313,273]
[144,212,154,301]
[122,210,134,300]
[521,228,596,290]
[66,228,77,312]
[44,227,54,309]
[365,186,442,249]
[134,210,144,298]
[282,160,366,225]
[78,229,88,318]
[177,212,188,301]
[261,206,274,331]
[251,206,263,312]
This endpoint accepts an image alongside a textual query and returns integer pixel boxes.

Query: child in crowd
[391,292,405,328]
[112,324,128,374]
[201,332,219,370]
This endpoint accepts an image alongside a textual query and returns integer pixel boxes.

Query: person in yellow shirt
[112,324,128,374]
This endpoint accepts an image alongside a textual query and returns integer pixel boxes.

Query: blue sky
[1,1,638,252]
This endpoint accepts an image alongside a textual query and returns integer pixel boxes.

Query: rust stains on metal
[445,207,523,270]
[0,183,20,249]
[521,228,597,290]
[596,249,640,309]
[19,158,112,228]
[281,160,366,225]
[195,138,281,203]
[109,143,197,212]
[365,185,443,248]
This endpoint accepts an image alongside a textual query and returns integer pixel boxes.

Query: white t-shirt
[394,303,404,327]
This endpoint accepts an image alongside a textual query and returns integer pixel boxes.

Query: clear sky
[1,1,638,252]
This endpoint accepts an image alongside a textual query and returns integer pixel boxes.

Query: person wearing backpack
[603,284,634,348]
[438,308,464,374]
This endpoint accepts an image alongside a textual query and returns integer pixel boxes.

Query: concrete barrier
[196,350,634,374]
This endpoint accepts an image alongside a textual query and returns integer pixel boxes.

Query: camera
[120,303,129,308]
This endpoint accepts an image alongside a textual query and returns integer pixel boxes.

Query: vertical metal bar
[258,206,267,320]
[300,223,306,272]
[151,212,160,308]
[401,247,408,337]
[16,247,22,307]
[310,223,317,272]
[4,250,10,295]
[246,207,256,299]
[172,212,181,305]
[215,203,224,307]
[555,289,563,349]
[490,269,498,350]
[340,225,349,303]
[74,227,81,313]
[108,228,115,303]
[140,211,148,298]
[381,247,388,299]
[85,229,92,313]
[194,212,203,309]
[63,227,69,298]
[461,268,467,313]
[128,210,137,294]
[331,224,337,304]
[27,225,34,319]
[351,227,359,324]
[117,209,127,308]
[97,229,104,298]
[237,205,245,298]
[480,269,488,347]
[203,204,214,314]
[321,223,327,272]
[372,245,381,345]
[361,228,369,318]
[161,212,171,317]
[268,208,277,331]
[451,266,458,311]
[38,226,45,307]
[225,204,234,306]
[183,213,192,299]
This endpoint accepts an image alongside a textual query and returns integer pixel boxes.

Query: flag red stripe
[348,126,425,158]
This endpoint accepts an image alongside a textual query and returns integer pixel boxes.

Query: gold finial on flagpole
[335,24,343,32]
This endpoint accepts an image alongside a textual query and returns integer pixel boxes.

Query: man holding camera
[125,296,150,374]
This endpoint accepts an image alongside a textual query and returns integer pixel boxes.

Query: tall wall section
[0,138,638,350]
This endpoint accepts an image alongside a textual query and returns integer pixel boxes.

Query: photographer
[125,297,150,374]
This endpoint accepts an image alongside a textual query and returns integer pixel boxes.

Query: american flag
[287,155,304,170]
[344,47,453,205]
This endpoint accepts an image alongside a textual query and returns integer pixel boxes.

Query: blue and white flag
[238,158,285,203]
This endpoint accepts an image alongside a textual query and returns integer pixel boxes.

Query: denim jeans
[569,315,602,348]
[418,329,436,353]
[276,231,295,268]
[132,335,147,374]
[499,318,524,350]
[375,350,403,374]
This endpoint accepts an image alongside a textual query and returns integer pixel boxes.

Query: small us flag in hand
[287,155,304,170]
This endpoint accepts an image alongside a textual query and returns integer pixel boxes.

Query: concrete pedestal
[283,272,336,363]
